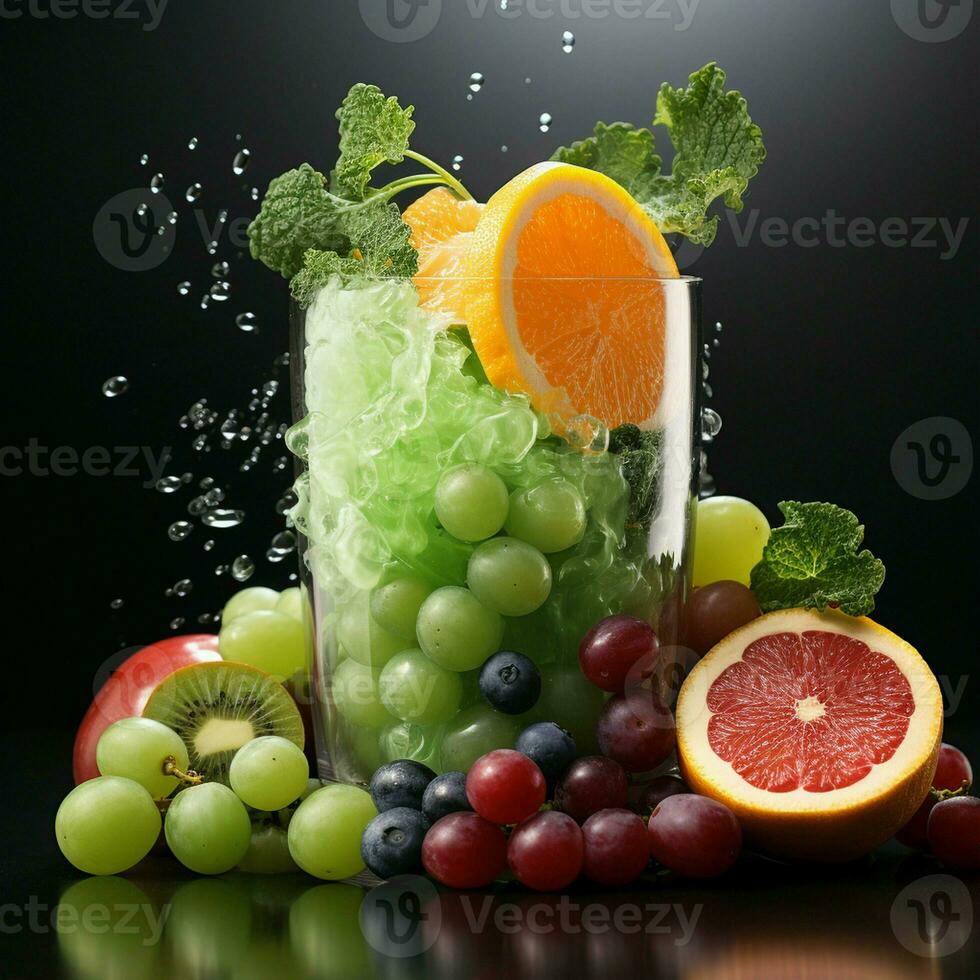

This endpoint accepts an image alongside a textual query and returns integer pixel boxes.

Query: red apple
[72,634,220,783]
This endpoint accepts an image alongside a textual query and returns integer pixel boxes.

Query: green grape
[56,877,161,980]
[223,586,281,623]
[434,463,510,542]
[290,885,371,978]
[165,782,252,875]
[693,495,771,587]
[287,784,377,880]
[229,735,310,811]
[370,575,432,641]
[237,823,299,874]
[55,776,160,875]
[96,716,189,799]
[505,479,587,553]
[219,610,307,683]
[276,586,308,624]
[378,721,447,770]
[467,537,553,617]
[438,703,523,772]
[336,592,405,668]
[379,649,463,724]
[416,586,503,671]
[532,665,608,755]
[332,658,396,728]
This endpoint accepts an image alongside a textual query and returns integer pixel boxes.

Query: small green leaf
[552,122,663,199]
[750,501,886,617]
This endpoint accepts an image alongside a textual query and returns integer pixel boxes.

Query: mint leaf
[247,164,350,279]
[335,83,416,200]
[290,200,418,306]
[608,423,663,531]
[750,501,886,617]
[550,63,765,246]
[552,122,662,200]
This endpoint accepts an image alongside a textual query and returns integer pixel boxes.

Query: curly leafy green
[551,63,765,246]
[750,502,886,617]
[608,423,663,532]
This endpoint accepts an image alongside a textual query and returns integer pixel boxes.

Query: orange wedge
[403,187,484,321]
[463,162,679,429]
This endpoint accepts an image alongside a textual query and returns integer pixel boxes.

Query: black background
[0,1,978,976]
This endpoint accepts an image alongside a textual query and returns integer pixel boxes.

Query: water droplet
[200,295,211,310]
[102,376,129,398]
[203,539,215,552]
[210,281,231,302]
[561,30,575,53]
[203,488,225,507]
[565,414,609,455]
[276,491,297,515]
[215,564,229,577]
[207,241,218,255]
[266,548,287,564]
[156,476,182,494]
[211,261,230,278]
[150,173,164,194]
[501,145,509,153]
[499,0,508,8]
[262,380,279,398]
[172,578,194,598]
[169,617,185,630]
[167,211,178,226]
[236,312,258,333]
[468,72,484,93]
[702,361,710,382]
[250,186,260,201]
[139,153,149,166]
[185,182,202,204]
[232,148,251,176]
[168,521,193,542]
[202,508,245,529]
[231,555,255,582]
[187,495,208,516]
[451,155,464,172]
[701,407,723,444]
[217,209,228,225]
[538,112,553,133]
[178,281,191,295]
[136,203,149,218]
[715,321,724,333]
[109,598,124,610]
[524,77,532,84]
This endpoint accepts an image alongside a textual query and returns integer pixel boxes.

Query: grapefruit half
[676,608,942,862]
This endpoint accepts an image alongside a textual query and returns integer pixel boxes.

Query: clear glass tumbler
[287,275,702,784]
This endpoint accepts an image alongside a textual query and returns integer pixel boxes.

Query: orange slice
[403,187,484,321]
[676,608,943,862]
[463,162,679,429]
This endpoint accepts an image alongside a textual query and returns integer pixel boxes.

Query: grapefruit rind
[676,608,943,862]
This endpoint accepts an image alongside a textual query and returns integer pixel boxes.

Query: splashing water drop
[211,261,230,277]
[170,617,185,630]
[185,183,202,204]
[167,211,178,226]
[538,112,553,133]
[202,508,245,529]
[231,555,255,582]
[236,312,258,333]
[102,376,129,398]
[188,137,199,150]
[561,30,575,53]
[172,579,194,598]
[250,187,260,201]
[468,72,484,94]
[232,148,251,176]
[210,281,231,302]
[701,407,723,444]
[156,476,182,494]
[203,539,215,552]
[200,295,211,310]
[178,281,191,295]
[150,173,164,194]
[139,153,149,166]
[451,155,464,172]
[168,521,193,542]
[109,598,124,610]
[501,145,509,153]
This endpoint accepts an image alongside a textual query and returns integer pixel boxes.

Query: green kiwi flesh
[143,661,305,785]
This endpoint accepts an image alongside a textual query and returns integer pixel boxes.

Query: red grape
[647,794,742,878]
[597,693,675,772]
[508,811,584,891]
[638,774,689,813]
[896,743,973,848]
[927,796,980,871]
[684,581,761,656]
[582,808,649,885]
[422,812,508,888]
[579,615,659,693]
[555,756,628,823]
[466,750,546,825]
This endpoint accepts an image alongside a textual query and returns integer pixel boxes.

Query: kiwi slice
[143,661,305,786]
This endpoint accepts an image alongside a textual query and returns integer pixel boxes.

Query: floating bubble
[168,521,193,542]
[270,530,296,554]
[468,72,484,93]
[185,183,202,204]
[203,539,215,552]
[150,173,164,194]
[172,579,193,597]
[102,376,129,398]
[231,555,255,582]
[170,617,185,630]
[188,137,199,150]
[501,145,509,153]
[202,508,245,528]
[178,281,191,295]
[452,155,463,172]
[538,112,553,133]
[109,598,124,610]
[156,476,183,494]
[561,30,575,53]
[701,407,723,444]
[210,280,231,302]
[236,312,258,333]
[211,261,230,277]
[139,153,149,166]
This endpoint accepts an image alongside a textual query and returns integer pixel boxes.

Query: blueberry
[516,722,577,788]
[478,651,541,714]
[360,807,429,879]
[421,771,473,823]
[369,760,436,812]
